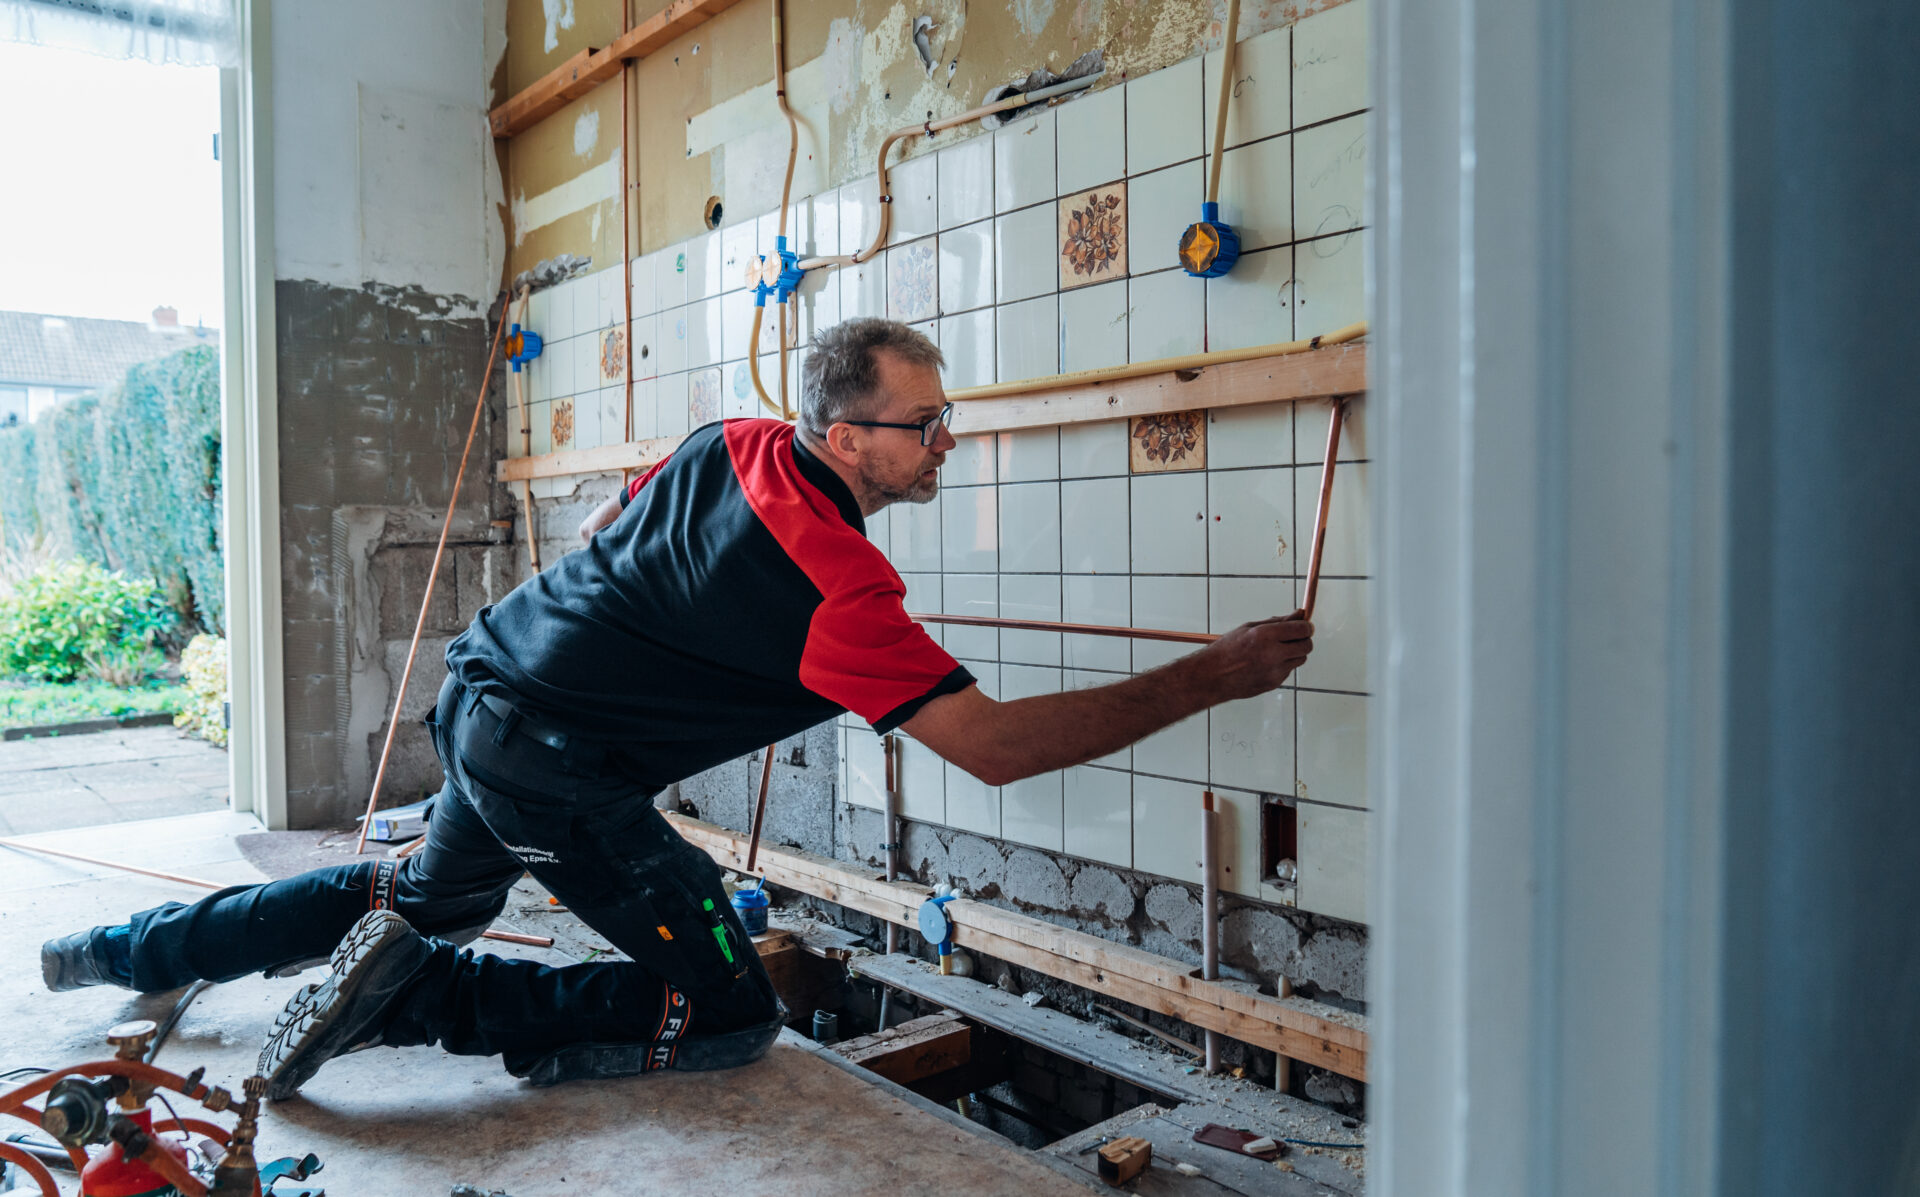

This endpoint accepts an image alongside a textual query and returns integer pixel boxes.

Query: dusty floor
[0,726,228,835]
[0,813,1096,1195]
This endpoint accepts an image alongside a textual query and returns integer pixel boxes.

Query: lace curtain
[2,0,237,67]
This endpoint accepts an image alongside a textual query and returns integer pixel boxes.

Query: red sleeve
[723,421,974,730]
[620,454,672,508]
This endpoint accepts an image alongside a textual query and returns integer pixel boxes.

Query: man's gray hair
[800,318,944,438]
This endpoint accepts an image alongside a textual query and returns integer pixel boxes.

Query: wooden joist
[832,1011,973,1085]
[496,342,1368,485]
[489,0,745,137]
[665,813,1371,1082]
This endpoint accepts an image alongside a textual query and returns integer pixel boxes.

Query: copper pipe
[1300,398,1349,621]
[511,287,541,572]
[357,296,509,854]
[619,0,634,451]
[745,743,776,872]
[1206,0,1242,206]
[908,612,1219,645]
[1200,789,1221,1074]
[480,929,555,948]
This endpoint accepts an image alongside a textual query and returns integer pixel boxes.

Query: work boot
[41,926,134,992]
[258,910,433,1100]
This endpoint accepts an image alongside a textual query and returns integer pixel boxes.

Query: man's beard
[859,462,939,507]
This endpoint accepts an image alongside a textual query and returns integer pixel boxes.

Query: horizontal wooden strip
[496,342,1367,484]
[665,814,1368,1081]
[490,0,745,137]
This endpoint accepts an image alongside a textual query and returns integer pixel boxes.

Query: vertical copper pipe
[619,0,634,448]
[1200,789,1221,1074]
[745,743,776,872]
[1299,398,1348,620]
[356,298,507,854]
[1206,0,1242,206]
[883,734,900,954]
[512,288,540,573]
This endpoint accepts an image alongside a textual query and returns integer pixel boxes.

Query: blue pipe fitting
[506,323,544,372]
[1179,201,1242,279]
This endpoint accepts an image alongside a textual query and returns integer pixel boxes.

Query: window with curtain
[2,0,236,67]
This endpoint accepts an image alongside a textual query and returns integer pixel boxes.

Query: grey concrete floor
[0,726,228,836]
[0,813,1096,1196]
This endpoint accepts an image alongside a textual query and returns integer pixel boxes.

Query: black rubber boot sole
[40,928,133,993]
[258,910,430,1100]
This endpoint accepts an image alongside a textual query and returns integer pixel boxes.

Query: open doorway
[0,36,233,836]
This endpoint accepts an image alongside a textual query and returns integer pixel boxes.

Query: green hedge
[0,345,224,636]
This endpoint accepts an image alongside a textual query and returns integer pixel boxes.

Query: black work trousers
[123,675,783,1080]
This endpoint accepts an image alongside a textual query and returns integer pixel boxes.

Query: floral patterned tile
[689,366,723,427]
[1059,183,1128,290]
[1129,409,1206,472]
[600,326,627,384]
[551,398,576,453]
[887,237,939,324]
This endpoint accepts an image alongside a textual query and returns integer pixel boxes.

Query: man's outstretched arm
[578,492,623,543]
[901,616,1312,786]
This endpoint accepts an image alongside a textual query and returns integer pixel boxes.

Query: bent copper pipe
[1300,398,1349,621]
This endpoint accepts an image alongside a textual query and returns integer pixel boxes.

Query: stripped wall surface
[510,2,1374,936]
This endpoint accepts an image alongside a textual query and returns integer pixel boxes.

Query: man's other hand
[1196,614,1314,701]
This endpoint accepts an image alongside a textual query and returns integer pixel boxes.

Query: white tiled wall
[522,2,1372,923]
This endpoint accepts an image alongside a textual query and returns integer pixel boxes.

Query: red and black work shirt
[446,419,974,788]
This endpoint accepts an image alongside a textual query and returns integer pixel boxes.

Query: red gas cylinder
[80,1108,193,1197]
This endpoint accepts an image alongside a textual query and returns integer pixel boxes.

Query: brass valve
[206,1076,267,1196]
[104,1020,158,1109]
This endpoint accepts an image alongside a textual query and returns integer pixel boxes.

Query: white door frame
[218,0,287,829]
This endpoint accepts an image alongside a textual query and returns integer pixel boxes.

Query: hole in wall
[1262,798,1298,888]
[703,195,724,229]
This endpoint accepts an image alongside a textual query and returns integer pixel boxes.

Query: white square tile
[627,314,657,380]
[526,285,552,343]
[900,572,941,622]
[1206,244,1294,351]
[1297,577,1367,692]
[728,360,763,419]
[1059,419,1130,477]
[993,109,1056,214]
[865,506,891,557]
[1292,228,1367,333]
[1131,773,1204,885]
[574,386,604,449]
[999,573,1062,666]
[1294,114,1367,243]
[941,573,998,660]
[1131,576,1208,668]
[1126,160,1204,276]
[1136,706,1209,785]
[1129,270,1207,362]
[889,151,940,245]
[1056,84,1126,195]
[572,336,600,396]
[686,295,726,368]
[1059,279,1129,373]
[838,179,882,259]
[1130,472,1209,574]
[839,251,887,321]
[1297,802,1368,922]
[999,482,1061,573]
[720,289,757,363]
[790,191,840,260]
[720,220,758,294]
[1295,456,1368,577]
[1209,575,1296,631]
[1061,477,1129,573]
[656,307,690,375]
[1297,691,1368,808]
[1067,669,1133,769]
[944,433,996,485]
[544,334,575,398]
[941,486,998,573]
[1062,574,1130,671]
[938,134,996,230]
[630,377,658,440]
[1064,766,1131,866]
[937,308,996,391]
[1293,0,1370,128]
[629,253,658,318]
[792,268,842,348]
[1208,467,1295,576]
[846,729,886,809]
[897,733,946,824]
[683,230,724,301]
[1203,23,1291,152]
[996,295,1058,382]
[1002,769,1063,851]
[1295,396,1366,463]
[995,204,1058,304]
[945,759,1001,837]
[1216,135,1294,252]
[1125,55,1204,175]
[1208,401,1292,470]
[547,275,578,338]
[886,237,940,324]
[529,397,551,457]
[656,372,690,437]
[893,493,943,571]
[938,221,995,315]
[656,244,691,309]
[1211,687,1295,794]
[997,428,1059,482]
[596,265,624,329]
[756,209,783,264]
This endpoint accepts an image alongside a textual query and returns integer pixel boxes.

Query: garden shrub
[174,633,227,747]
[0,559,174,682]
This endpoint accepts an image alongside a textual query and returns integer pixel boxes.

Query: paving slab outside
[0,724,229,835]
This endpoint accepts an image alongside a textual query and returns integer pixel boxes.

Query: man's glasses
[842,402,955,447]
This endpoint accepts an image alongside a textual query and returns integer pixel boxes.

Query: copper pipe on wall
[908,612,1220,645]
[1200,789,1222,1074]
[1300,398,1349,621]
[619,0,635,452]
[510,288,541,573]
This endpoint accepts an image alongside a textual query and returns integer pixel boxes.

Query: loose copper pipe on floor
[1300,398,1349,621]
[356,297,509,855]
[907,613,1220,645]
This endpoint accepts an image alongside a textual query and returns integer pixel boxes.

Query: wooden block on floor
[832,1010,973,1085]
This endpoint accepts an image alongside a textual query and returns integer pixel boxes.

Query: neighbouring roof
[0,310,220,391]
